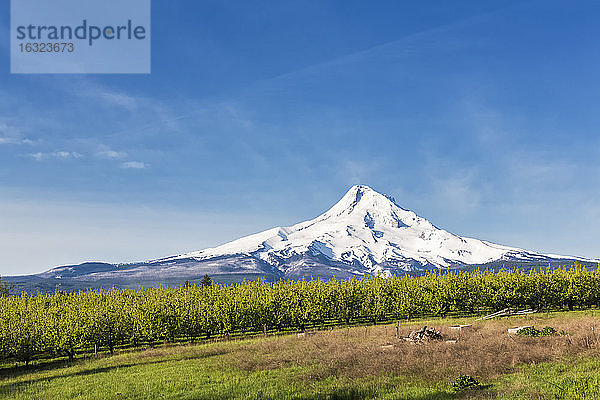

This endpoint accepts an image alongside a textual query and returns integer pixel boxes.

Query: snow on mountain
[18,184,595,293]
[162,185,559,276]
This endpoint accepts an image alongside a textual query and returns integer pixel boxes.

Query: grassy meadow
[2,310,600,399]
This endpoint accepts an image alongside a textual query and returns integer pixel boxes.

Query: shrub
[539,326,557,336]
[452,374,481,392]
[517,326,556,337]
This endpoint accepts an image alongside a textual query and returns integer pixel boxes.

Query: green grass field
[2,311,600,399]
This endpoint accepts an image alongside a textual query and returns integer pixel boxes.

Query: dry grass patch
[224,312,600,383]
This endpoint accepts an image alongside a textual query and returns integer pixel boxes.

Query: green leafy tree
[2,266,600,364]
[200,274,212,287]
[0,276,15,297]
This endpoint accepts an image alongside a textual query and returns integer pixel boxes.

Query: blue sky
[1,0,600,275]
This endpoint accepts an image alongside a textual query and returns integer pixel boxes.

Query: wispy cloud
[96,90,139,111]
[67,80,139,111]
[121,161,149,169]
[0,122,33,145]
[29,151,83,161]
[95,144,127,159]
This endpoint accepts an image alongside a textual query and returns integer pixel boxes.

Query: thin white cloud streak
[96,91,139,111]
[99,150,126,159]
[28,151,83,161]
[95,144,127,159]
[68,81,185,135]
[0,80,174,170]
[0,122,33,145]
[121,161,149,169]
[65,79,139,111]
[238,3,525,91]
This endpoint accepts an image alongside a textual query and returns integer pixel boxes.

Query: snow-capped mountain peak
[167,185,551,275]
[23,184,595,292]
[313,184,429,230]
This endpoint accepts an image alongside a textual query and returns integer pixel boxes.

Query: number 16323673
[19,42,74,53]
